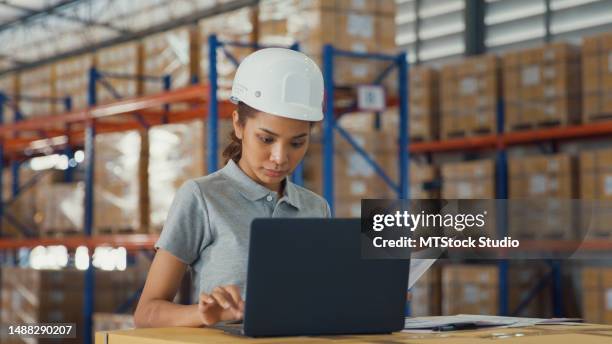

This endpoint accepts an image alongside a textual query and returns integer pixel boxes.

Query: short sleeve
[324,199,332,218]
[155,180,210,265]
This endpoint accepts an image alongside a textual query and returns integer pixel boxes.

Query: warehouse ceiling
[0,0,253,74]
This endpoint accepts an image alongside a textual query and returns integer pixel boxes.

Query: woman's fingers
[198,287,245,326]
[221,285,245,312]
[212,287,239,310]
[200,293,216,305]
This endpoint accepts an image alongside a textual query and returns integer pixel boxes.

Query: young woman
[134,48,330,327]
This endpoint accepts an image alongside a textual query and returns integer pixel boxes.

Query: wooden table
[96,323,612,343]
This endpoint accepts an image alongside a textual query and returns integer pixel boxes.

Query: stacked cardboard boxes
[411,266,441,316]
[579,148,612,239]
[35,182,84,236]
[582,267,612,324]
[503,43,581,130]
[2,168,22,236]
[410,163,438,199]
[304,113,397,217]
[304,143,397,217]
[442,264,552,317]
[19,65,55,117]
[143,27,192,96]
[54,54,94,111]
[0,73,16,124]
[95,42,141,105]
[441,159,495,199]
[148,119,233,230]
[94,131,142,233]
[258,0,396,90]
[582,32,612,122]
[199,6,255,100]
[409,67,439,141]
[508,154,577,239]
[507,262,553,318]
[0,268,145,343]
[442,264,499,315]
[2,166,61,237]
[441,159,496,238]
[29,119,235,235]
[440,54,500,139]
[303,131,429,214]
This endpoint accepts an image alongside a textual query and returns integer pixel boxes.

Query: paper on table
[403,314,583,333]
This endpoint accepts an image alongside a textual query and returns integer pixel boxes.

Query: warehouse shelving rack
[0,92,75,237]
[0,76,218,344]
[0,34,312,343]
[320,44,410,316]
[407,100,612,317]
[321,45,410,211]
[0,37,612,341]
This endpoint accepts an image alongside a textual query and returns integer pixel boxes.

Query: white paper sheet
[403,314,583,333]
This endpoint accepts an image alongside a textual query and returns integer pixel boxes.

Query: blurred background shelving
[1,0,612,343]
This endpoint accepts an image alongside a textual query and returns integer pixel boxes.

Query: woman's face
[234,111,311,192]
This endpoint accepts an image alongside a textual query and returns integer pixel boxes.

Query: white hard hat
[230,48,324,121]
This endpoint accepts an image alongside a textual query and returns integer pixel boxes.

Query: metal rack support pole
[208,34,219,173]
[322,44,335,215]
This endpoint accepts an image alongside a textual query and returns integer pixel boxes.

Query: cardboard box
[411,266,441,316]
[582,32,612,122]
[1,268,146,344]
[36,182,84,235]
[581,267,612,324]
[503,42,581,130]
[508,262,553,318]
[442,263,552,318]
[94,130,142,233]
[258,1,396,89]
[95,42,141,105]
[441,160,496,238]
[55,54,94,111]
[508,154,577,240]
[442,265,499,315]
[2,166,63,237]
[304,136,399,199]
[19,65,55,117]
[441,160,495,199]
[200,7,256,100]
[410,163,438,199]
[0,73,16,123]
[440,55,500,139]
[148,119,232,230]
[579,149,612,239]
[304,153,397,199]
[410,67,439,141]
[143,28,191,97]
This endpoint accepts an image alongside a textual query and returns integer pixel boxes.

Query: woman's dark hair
[222,101,258,165]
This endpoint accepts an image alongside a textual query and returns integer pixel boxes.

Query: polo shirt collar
[221,159,301,209]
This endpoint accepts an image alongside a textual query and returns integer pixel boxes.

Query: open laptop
[214,218,410,337]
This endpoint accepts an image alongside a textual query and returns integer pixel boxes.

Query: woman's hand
[198,285,245,326]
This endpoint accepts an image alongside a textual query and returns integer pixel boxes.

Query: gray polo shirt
[156,159,331,300]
